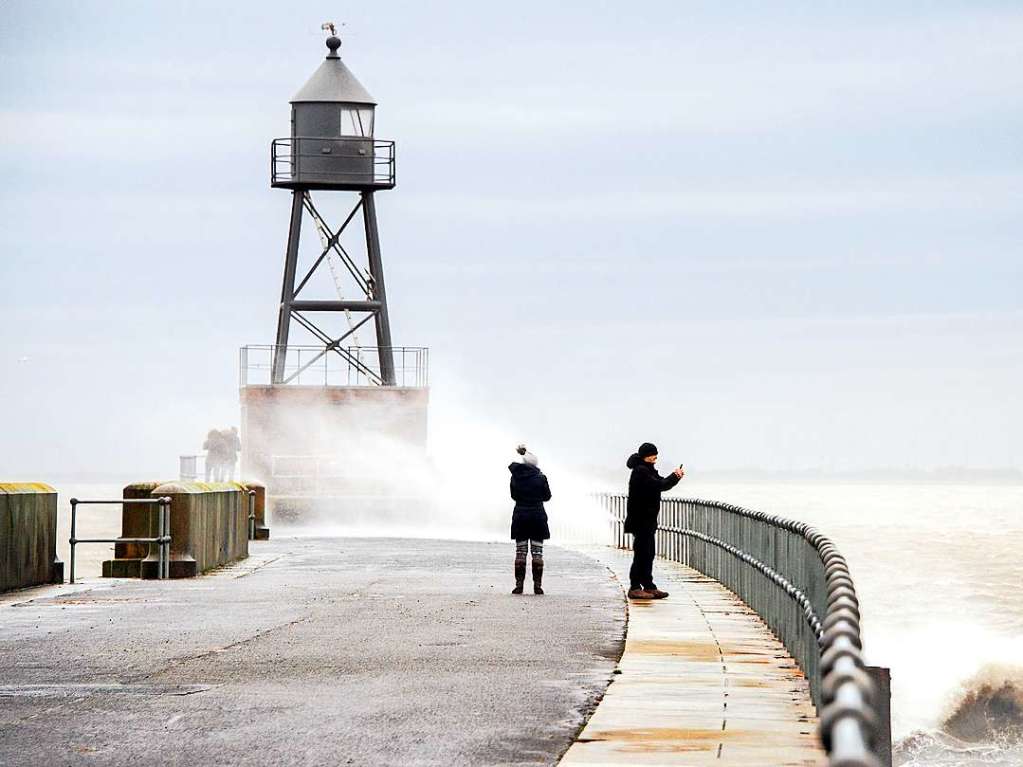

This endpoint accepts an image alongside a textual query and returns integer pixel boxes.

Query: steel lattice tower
[269,31,397,385]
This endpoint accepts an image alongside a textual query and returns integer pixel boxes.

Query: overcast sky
[1,1,1021,477]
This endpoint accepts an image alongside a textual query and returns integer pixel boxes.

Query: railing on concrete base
[601,494,888,767]
[70,497,171,584]
[240,345,429,388]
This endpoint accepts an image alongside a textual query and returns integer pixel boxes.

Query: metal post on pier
[69,498,78,584]
[158,496,171,579]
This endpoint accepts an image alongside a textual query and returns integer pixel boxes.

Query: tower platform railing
[240,344,428,388]
[601,494,886,767]
[271,137,396,189]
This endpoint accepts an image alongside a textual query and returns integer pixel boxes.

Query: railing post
[69,498,78,584]
[159,496,171,580]
[248,490,256,541]
[158,499,166,580]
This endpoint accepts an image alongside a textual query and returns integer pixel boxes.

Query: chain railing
[601,494,883,767]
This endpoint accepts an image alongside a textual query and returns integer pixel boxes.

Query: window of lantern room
[340,106,374,137]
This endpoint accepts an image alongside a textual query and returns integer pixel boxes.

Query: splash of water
[247,385,609,544]
[894,666,1023,766]
[894,729,1014,767]
[943,665,1023,743]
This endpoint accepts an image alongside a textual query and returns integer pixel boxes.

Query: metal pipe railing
[247,490,256,541]
[69,497,172,583]
[271,137,396,187]
[238,345,428,388]
[600,493,881,767]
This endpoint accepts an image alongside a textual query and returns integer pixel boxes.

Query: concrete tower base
[239,385,429,521]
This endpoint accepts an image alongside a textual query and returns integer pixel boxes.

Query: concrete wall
[0,483,63,591]
[145,482,248,578]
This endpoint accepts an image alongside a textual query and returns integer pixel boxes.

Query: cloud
[394,9,1023,138]
[0,108,274,159]
[398,171,1023,221]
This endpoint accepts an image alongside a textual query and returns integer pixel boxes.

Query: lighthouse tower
[240,27,428,516]
[270,28,397,385]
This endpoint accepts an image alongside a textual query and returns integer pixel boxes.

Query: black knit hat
[637,442,658,458]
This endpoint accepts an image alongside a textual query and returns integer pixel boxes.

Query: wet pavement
[0,537,625,766]
[560,548,825,766]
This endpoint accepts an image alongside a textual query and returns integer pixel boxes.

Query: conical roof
[291,36,376,105]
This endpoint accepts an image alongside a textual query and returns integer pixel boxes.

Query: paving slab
[0,537,625,767]
[558,549,826,767]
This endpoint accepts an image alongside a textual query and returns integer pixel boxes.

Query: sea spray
[892,666,1023,765]
[944,665,1023,743]
[256,388,610,543]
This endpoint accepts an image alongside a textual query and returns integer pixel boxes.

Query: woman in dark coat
[508,444,552,595]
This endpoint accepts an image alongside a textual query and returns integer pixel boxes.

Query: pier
[0,494,887,766]
[0,538,623,766]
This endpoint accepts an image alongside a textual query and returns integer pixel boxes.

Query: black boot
[532,557,544,595]
[513,554,526,594]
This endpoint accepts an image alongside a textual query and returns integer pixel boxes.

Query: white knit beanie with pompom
[516,444,539,467]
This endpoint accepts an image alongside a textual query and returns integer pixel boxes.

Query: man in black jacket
[624,442,684,599]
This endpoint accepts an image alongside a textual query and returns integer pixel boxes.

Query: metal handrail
[179,454,206,481]
[239,344,429,388]
[247,490,256,541]
[601,494,882,767]
[271,136,396,187]
[69,498,171,583]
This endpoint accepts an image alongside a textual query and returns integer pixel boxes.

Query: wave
[895,666,1023,766]
[943,665,1023,743]
[894,729,1021,767]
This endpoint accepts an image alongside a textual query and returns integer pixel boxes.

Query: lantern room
[271,34,395,190]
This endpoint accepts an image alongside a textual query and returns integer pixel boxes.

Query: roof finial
[321,21,341,60]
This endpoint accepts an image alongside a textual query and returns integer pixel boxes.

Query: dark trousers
[629,529,657,590]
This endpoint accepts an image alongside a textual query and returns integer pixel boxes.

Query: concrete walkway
[560,549,826,766]
[0,538,625,767]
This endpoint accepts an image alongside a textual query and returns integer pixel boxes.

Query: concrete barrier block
[145,482,248,579]
[0,483,63,591]
[103,481,166,578]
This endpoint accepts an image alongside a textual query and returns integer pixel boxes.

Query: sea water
[679,480,1023,767]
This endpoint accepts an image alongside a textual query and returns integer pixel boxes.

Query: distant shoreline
[581,466,1023,487]
[688,469,1023,485]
